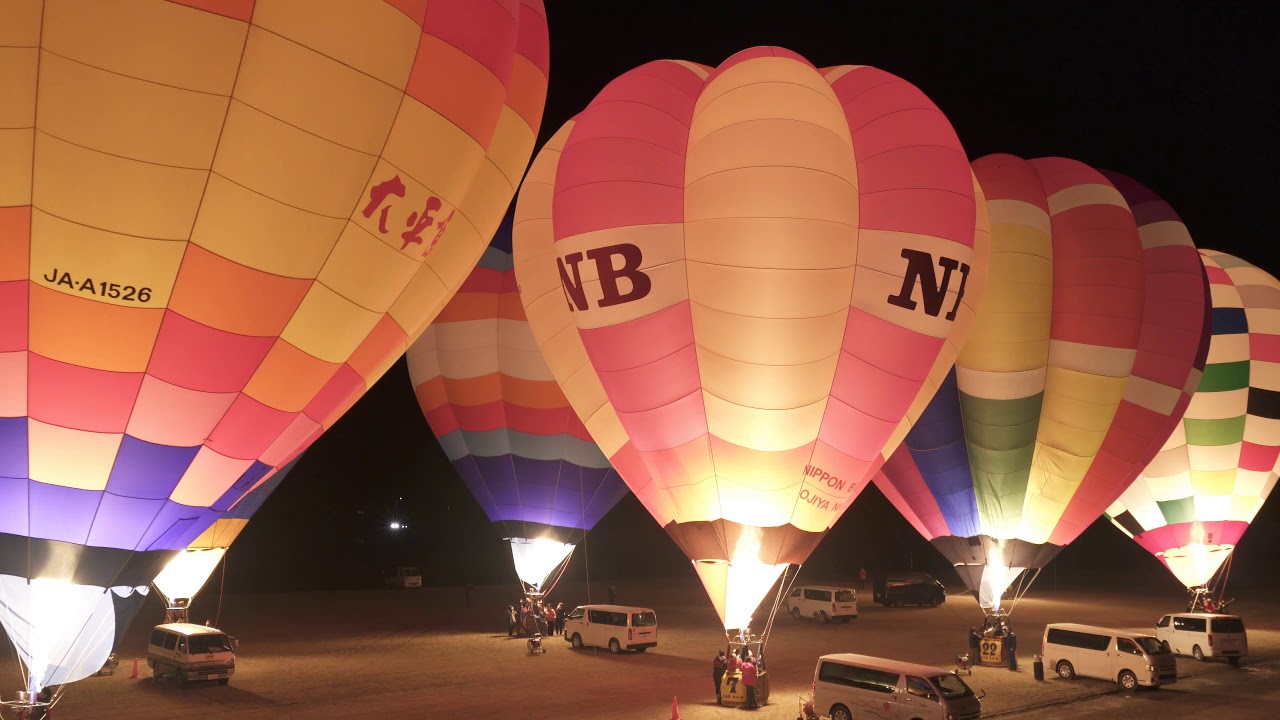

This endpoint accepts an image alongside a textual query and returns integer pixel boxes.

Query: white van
[147,623,237,685]
[813,653,982,720]
[1155,613,1247,665]
[1042,623,1176,689]
[383,566,422,588]
[563,605,657,654]
[787,586,858,623]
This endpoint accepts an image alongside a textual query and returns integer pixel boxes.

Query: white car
[1155,613,1247,665]
[787,585,858,623]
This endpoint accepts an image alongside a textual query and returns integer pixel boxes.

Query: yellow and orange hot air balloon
[515,47,988,633]
[0,0,546,696]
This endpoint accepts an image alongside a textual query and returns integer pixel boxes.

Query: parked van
[563,605,657,654]
[874,572,946,608]
[1042,623,1176,689]
[147,623,236,685]
[383,566,422,588]
[1155,613,1247,665]
[787,586,858,623]
[813,653,982,720]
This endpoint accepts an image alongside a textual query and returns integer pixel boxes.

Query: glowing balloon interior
[0,0,548,694]
[515,46,987,630]
[875,159,1209,611]
[509,538,576,592]
[1108,250,1280,588]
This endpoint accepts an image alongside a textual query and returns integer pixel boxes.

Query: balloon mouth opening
[508,538,575,592]
[1159,543,1234,589]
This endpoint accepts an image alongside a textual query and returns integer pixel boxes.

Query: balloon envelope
[1108,249,1280,588]
[0,0,547,692]
[407,217,629,592]
[875,158,1208,609]
[516,47,987,629]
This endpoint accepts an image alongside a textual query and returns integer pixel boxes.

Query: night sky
[221,1,1279,599]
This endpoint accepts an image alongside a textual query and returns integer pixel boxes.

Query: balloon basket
[1,691,51,719]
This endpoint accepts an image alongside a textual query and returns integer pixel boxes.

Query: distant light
[390,522,403,530]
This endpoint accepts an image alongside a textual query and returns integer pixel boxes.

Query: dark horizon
[218,1,1278,603]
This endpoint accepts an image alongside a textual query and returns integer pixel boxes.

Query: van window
[1136,637,1166,654]
[818,662,898,694]
[1157,615,1170,628]
[905,676,938,701]
[835,591,855,602]
[588,610,627,626]
[1046,628,1110,651]
[804,589,831,601]
[150,629,166,647]
[567,607,584,620]
[789,588,801,598]
[162,633,178,651]
[631,612,656,627]
[177,637,187,654]
[1211,617,1245,633]
[934,674,974,699]
[1173,616,1207,632]
[189,634,232,654]
[1117,638,1141,655]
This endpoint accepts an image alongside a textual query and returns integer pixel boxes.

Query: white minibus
[1042,623,1176,689]
[813,653,982,720]
[563,605,657,654]
[1155,613,1247,665]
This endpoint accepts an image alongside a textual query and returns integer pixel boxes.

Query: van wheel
[608,638,622,654]
[818,611,829,624]
[218,678,230,686]
[893,599,903,608]
[1118,670,1138,690]
[1229,656,1240,667]
[791,607,802,620]
[1193,645,1205,662]
[571,633,583,649]
[635,646,647,653]
[927,596,938,607]
[830,704,852,720]
[1056,660,1075,679]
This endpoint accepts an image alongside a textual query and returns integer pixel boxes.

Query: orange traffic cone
[130,658,139,679]
[670,696,679,720]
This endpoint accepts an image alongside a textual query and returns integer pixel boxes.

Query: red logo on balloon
[361,174,455,258]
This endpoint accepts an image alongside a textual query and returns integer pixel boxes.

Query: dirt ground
[1,580,1274,719]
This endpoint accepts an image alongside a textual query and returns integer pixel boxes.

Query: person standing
[1006,629,1018,671]
[712,650,728,703]
[858,567,868,590]
[555,602,566,635]
[506,605,517,636]
[544,604,556,636]
[608,584,617,604]
[741,655,758,710]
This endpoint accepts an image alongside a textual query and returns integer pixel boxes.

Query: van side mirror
[230,637,240,651]
[979,689,987,700]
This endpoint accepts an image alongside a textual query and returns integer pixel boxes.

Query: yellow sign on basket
[979,637,1004,665]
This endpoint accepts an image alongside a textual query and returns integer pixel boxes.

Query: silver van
[1155,613,1247,665]
[1042,623,1176,689]
[813,653,981,720]
[787,585,858,623]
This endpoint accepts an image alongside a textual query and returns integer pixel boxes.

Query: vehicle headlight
[1146,665,1154,671]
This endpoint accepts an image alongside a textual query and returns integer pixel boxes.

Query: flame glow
[693,528,789,631]
[152,548,227,607]
[978,546,1024,612]
[0,576,121,694]
[1161,542,1234,589]
[509,538,575,592]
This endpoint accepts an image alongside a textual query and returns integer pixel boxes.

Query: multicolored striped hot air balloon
[407,218,629,595]
[0,0,547,695]
[875,157,1209,610]
[1108,250,1279,589]
[515,47,988,633]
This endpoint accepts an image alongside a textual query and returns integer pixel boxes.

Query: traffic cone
[670,695,679,720]
[130,658,139,679]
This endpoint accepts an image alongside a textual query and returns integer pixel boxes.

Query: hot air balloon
[875,157,1209,612]
[0,0,547,701]
[514,47,987,641]
[151,456,301,624]
[407,217,629,598]
[1107,249,1279,591]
